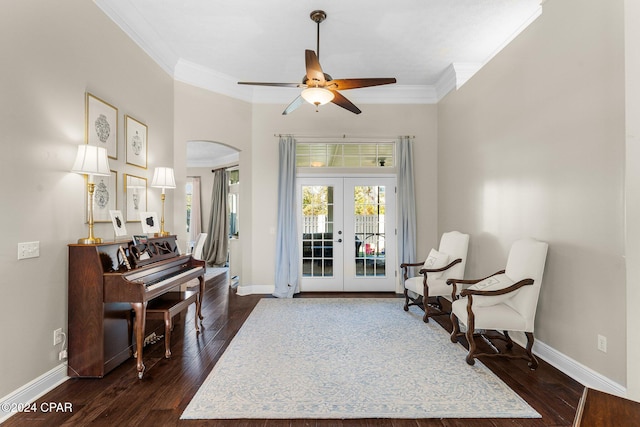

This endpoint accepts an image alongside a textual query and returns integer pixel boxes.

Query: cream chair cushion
[451,302,527,331]
[404,277,452,300]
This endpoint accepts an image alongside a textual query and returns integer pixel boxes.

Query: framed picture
[125,115,148,169]
[133,235,148,245]
[139,211,160,234]
[124,174,147,222]
[86,93,118,159]
[93,170,117,223]
[109,210,127,237]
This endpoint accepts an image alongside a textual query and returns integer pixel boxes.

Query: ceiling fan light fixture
[301,87,334,106]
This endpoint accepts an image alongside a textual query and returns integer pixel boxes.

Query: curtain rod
[273,134,414,140]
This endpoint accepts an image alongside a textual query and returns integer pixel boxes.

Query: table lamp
[71,145,111,244]
[151,167,176,236]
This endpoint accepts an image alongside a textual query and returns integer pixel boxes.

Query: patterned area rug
[181,298,540,419]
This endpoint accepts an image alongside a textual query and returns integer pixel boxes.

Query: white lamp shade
[151,167,176,189]
[71,145,111,176]
[301,87,335,106]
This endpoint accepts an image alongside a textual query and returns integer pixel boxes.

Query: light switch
[18,241,40,260]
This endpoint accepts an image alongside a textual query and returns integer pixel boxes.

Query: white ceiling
[95,0,542,105]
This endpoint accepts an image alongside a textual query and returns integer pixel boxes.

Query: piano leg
[131,302,147,379]
[162,313,172,359]
[196,275,205,322]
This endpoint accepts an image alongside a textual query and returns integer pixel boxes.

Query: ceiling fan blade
[282,95,305,115]
[327,78,397,91]
[238,82,303,88]
[305,50,326,85]
[330,91,361,115]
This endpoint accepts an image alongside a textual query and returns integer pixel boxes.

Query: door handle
[335,239,342,243]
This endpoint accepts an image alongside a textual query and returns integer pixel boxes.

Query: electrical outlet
[53,328,63,346]
[597,334,607,353]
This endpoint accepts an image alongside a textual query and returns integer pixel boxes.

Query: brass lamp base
[154,231,171,237]
[77,237,103,244]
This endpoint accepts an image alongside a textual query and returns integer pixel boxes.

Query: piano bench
[145,290,200,359]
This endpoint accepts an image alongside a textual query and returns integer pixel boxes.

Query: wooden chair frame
[448,271,539,369]
[400,258,462,323]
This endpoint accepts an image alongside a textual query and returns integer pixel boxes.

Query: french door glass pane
[302,185,334,277]
[354,185,386,277]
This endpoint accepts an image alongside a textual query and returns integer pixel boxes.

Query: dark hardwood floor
[3,272,584,426]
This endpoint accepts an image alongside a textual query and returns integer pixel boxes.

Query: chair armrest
[460,278,534,298]
[446,270,505,286]
[446,270,505,298]
[400,261,424,281]
[400,261,424,269]
[419,258,462,275]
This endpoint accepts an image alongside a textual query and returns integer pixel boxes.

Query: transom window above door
[296,143,395,168]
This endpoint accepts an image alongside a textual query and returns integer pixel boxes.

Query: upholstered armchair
[401,231,469,322]
[192,232,208,260]
[448,238,548,369]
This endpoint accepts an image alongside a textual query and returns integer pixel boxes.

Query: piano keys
[68,235,205,379]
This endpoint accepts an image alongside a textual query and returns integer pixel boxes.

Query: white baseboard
[235,284,274,296]
[531,339,626,397]
[0,363,68,423]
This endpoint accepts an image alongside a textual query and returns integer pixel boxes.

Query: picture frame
[86,93,118,159]
[139,211,160,234]
[125,115,148,169]
[124,174,147,222]
[133,235,148,245]
[93,170,117,223]
[109,210,127,237]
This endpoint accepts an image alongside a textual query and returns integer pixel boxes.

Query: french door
[298,177,396,292]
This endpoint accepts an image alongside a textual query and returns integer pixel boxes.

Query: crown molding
[95,1,543,106]
[94,0,178,76]
[174,59,255,102]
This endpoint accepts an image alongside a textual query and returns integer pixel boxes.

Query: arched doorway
[186,141,240,281]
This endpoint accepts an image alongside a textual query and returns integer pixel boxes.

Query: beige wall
[625,0,640,401]
[438,0,626,385]
[0,0,174,397]
[249,103,438,288]
[172,82,252,281]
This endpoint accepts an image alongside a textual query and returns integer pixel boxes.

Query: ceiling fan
[238,10,397,115]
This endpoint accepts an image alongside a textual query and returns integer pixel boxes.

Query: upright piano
[68,235,205,379]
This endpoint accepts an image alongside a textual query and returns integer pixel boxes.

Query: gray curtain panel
[273,136,300,298]
[204,168,229,267]
[397,136,417,275]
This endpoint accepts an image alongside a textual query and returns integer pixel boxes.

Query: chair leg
[525,332,539,370]
[422,282,430,323]
[450,312,461,343]
[464,305,477,366]
[503,330,514,349]
[403,288,410,311]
